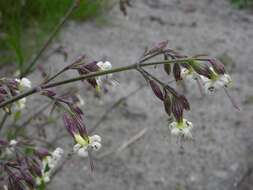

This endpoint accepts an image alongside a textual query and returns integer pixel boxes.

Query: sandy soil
[25,0,253,189]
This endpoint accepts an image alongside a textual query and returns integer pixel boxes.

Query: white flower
[181,68,197,81]
[47,147,64,168]
[169,118,193,139]
[91,141,102,151]
[20,78,32,89]
[95,61,115,92]
[13,98,26,111]
[200,73,232,94]
[97,61,112,71]
[16,77,32,91]
[89,134,102,143]
[73,143,88,157]
[5,139,18,155]
[78,147,88,157]
[73,134,102,157]
[89,134,102,151]
[9,139,18,146]
[37,147,64,185]
[200,66,232,94]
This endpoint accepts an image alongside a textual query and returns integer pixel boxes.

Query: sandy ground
[23,0,253,189]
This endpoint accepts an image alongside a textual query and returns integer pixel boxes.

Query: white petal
[182,127,192,138]
[89,134,101,143]
[14,98,26,110]
[103,61,112,70]
[97,61,112,71]
[73,144,82,153]
[20,78,32,89]
[91,141,101,151]
[77,147,88,157]
[96,61,104,68]
[170,127,180,136]
[9,140,18,146]
[169,121,177,129]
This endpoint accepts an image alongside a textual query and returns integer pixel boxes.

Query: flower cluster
[142,42,235,140]
[177,60,232,94]
[0,138,63,190]
[73,134,102,157]
[71,60,116,93]
[200,67,232,94]
[5,139,18,155]
[169,118,193,139]
[0,77,32,113]
[36,147,64,185]
[14,78,32,111]
[63,113,102,158]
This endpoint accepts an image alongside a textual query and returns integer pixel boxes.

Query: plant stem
[0,113,9,131]
[20,0,80,77]
[0,58,195,109]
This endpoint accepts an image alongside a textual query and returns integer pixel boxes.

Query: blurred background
[1,0,253,189]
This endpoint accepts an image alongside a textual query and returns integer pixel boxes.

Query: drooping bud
[171,96,184,122]
[72,115,87,138]
[83,61,99,72]
[72,53,86,66]
[0,87,7,94]
[149,80,164,101]
[190,60,213,79]
[41,90,56,97]
[0,139,8,146]
[164,64,171,76]
[173,63,182,81]
[209,59,226,75]
[163,94,171,116]
[26,157,42,177]
[7,172,25,190]
[146,40,168,55]
[19,169,36,188]
[179,95,190,110]
[36,148,50,159]
[180,62,192,70]
[63,114,75,137]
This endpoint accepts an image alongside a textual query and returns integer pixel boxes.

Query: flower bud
[36,148,50,159]
[83,61,99,72]
[41,90,56,97]
[63,114,75,137]
[173,63,182,81]
[0,87,7,94]
[179,95,190,110]
[191,61,213,79]
[149,80,164,101]
[72,54,86,65]
[171,96,184,122]
[209,59,226,75]
[163,95,171,116]
[163,64,171,76]
[0,139,8,145]
[20,169,36,188]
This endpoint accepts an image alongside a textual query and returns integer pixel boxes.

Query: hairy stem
[0,58,196,109]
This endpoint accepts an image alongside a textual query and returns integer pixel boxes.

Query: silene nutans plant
[0,0,240,190]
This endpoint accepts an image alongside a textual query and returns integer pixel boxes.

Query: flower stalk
[0,58,198,109]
